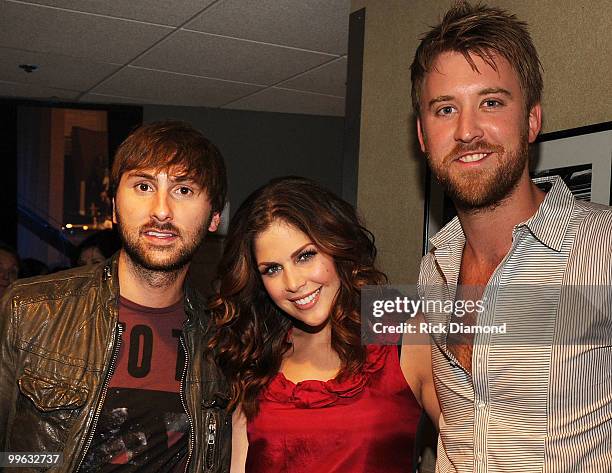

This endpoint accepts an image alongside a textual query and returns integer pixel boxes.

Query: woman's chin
[289,316,331,334]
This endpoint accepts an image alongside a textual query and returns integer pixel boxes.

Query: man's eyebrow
[125,171,197,184]
[427,88,512,109]
[171,175,198,184]
[126,171,156,180]
[479,87,512,97]
[428,95,454,109]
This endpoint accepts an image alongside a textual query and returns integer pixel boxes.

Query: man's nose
[454,109,484,143]
[151,192,172,221]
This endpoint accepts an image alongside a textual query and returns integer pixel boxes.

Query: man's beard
[427,132,529,213]
[115,208,207,273]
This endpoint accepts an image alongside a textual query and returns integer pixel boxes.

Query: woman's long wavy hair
[209,177,387,420]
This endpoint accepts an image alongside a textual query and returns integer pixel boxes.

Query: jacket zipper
[76,323,123,471]
[205,411,217,471]
[180,335,194,473]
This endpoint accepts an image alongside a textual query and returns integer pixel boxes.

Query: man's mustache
[443,141,505,164]
[140,222,181,235]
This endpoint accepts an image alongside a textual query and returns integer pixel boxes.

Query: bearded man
[412,2,612,472]
[0,121,231,472]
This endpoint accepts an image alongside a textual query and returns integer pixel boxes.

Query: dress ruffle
[262,345,389,408]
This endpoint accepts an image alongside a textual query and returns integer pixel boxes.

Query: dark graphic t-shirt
[79,297,189,472]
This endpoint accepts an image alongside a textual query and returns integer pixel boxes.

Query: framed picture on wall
[422,121,612,255]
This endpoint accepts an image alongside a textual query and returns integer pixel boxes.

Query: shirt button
[477,401,486,409]
[476,452,483,462]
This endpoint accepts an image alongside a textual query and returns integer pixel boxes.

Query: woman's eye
[297,250,317,262]
[262,265,281,276]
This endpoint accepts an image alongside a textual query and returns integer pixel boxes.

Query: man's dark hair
[410,1,543,116]
[110,121,227,214]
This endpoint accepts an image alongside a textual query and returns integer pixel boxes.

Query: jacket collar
[99,252,120,315]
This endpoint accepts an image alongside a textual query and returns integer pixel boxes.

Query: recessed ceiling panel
[226,87,345,116]
[0,47,120,92]
[92,66,265,107]
[18,0,216,26]
[134,30,334,86]
[0,79,79,100]
[0,1,172,64]
[187,0,350,54]
[279,57,347,96]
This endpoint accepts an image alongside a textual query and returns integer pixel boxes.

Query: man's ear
[527,103,542,143]
[208,212,221,232]
[416,117,427,153]
[112,198,117,224]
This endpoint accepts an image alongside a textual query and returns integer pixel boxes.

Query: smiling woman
[254,221,341,333]
[209,177,434,473]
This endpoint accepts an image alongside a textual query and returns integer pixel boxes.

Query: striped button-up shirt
[418,178,612,473]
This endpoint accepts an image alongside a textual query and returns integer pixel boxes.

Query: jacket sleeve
[0,289,18,449]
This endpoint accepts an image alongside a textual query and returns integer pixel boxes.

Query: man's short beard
[121,231,199,273]
[428,130,529,213]
[115,208,208,274]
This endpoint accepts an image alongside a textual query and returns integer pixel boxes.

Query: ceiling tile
[0,1,172,64]
[187,0,350,54]
[0,47,120,92]
[91,66,264,107]
[226,87,345,116]
[79,93,146,105]
[0,79,79,100]
[18,0,216,26]
[279,57,347,96]
[134,30,335,86]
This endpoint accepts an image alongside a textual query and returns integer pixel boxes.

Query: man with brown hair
[0,121,231,472]
[413,2,612,472]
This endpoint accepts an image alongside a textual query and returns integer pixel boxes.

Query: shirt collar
[429,216,465,291]
[430,214,464,250]
[429,176,575,254]
[518,176,575,252]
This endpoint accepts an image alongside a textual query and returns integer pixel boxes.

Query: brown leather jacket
[0,256,231,473]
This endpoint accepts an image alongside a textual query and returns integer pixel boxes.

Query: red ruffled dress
[246,345,422,472]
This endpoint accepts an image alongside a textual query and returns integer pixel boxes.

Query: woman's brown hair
[209,177,387,419]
